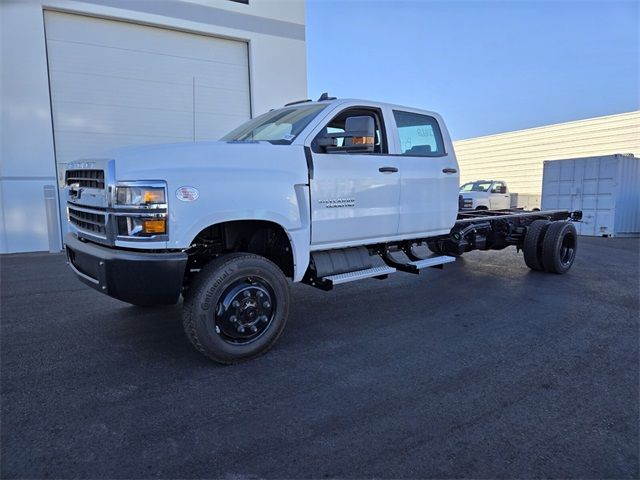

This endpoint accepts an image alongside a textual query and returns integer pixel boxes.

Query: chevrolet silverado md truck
[459,180,511,210]
[64,95,581,364]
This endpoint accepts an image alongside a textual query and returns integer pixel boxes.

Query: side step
[382,251,456,274]
[409,255,456,270]
[302,253,456,291]
[303,265,396,291]
[326,265,396,285]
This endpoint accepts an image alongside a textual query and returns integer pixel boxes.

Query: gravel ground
[1,236,638,479]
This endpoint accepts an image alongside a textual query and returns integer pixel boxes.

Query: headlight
[117,216,166,236]
[116,185,166,206]
[113,182,168,239]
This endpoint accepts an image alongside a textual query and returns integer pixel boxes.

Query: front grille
[65,169,105,189]
[68,207,106,235]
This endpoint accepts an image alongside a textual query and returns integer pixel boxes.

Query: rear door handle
[442,168,457,174]
[379,166,398,173]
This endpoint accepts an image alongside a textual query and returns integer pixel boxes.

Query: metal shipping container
[541,154,640,237]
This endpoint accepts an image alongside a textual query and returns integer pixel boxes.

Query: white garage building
[453,110,640,199]
[1,0,307,253]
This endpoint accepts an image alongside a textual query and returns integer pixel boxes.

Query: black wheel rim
[559,232,576,266]
[214,276,276,345]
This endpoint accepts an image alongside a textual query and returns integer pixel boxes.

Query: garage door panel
[54,132,192,164]
[49,71,194,112]
[195,85,251,116]
[47,40,250,91]
[45,11,248,66]
[45,11,251,155]
[191,65,251,92]
[53,103,193,139]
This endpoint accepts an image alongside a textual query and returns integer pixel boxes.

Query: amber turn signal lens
[143,190,165,204]
[142,219,166,234]
[352,136,374,145]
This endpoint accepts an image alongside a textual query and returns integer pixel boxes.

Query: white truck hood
[104,140,305,181]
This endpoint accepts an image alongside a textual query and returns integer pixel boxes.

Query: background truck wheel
[523,219,551,271]
[541,221,577,274]
[182,253,290,364]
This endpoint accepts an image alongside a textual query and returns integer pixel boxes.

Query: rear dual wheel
[541,221,578,273]
[523,220,577,274]
[523,220,550,271]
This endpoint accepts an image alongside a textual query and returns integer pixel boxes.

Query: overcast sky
[305,0,639,140]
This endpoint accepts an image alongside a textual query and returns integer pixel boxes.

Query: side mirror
[499,186,507,194]
[320,116,375,153]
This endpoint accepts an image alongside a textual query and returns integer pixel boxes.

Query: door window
[393,111,445,156]
[491,182,506,193]
[312,108,387,154]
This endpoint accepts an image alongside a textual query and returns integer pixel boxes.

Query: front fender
[170,184,311,282]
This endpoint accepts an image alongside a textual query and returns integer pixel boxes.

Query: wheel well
[475,205,489,210]
[187,220,294,278]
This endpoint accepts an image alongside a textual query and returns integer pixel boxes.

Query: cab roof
[281,96,442,118]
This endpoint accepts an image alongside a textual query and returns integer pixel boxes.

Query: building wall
[0,0,307,254]
[453,111,640,197]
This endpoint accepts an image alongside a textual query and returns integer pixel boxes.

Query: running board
[326,265,396,285]
[410,255,456,270]
[301,253,456,291]
[382,251,456,274]
[303,265,397,291]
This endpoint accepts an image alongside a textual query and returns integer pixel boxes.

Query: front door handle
[379,166,398,173]
[442,168,458,174]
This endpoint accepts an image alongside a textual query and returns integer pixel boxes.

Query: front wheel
[183,253,290,364]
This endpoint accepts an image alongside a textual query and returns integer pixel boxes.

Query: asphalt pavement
[1,236,638,479]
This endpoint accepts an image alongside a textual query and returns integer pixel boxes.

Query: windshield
[460,181,493,192]
[221,104,327,145]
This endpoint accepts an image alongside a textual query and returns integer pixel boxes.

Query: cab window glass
[460,181,492,192]
[312,108,387,154]
[491,182,505,193]
[326,126,345,147]
[393,111,445,156]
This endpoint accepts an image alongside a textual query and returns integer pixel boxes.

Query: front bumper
[65,233,188,305]
[460,197,474,210]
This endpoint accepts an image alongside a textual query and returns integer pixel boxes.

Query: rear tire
[541,221,577,274]
[182,253,290,364]
[523,220,550,271]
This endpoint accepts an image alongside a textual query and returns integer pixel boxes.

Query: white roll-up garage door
[44,10,251,166]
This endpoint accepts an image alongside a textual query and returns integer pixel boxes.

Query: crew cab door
[389,110,459,237]
[308,107,400,247]
[489,181,510,210]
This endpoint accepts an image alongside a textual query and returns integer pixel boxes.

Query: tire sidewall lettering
[201,266,234,310]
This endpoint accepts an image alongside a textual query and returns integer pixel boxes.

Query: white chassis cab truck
[64,95,582,363]
[459,180,511,210]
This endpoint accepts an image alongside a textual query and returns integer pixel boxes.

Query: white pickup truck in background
[460,180,541,211]
[459,180,511,210]
[63,95,581,364]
